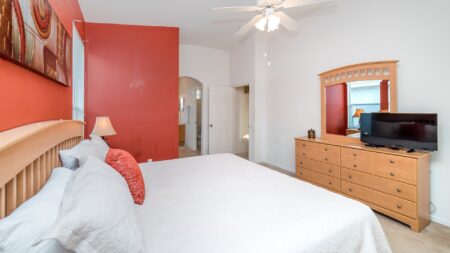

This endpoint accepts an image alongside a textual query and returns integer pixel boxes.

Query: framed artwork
[0,0,72,86]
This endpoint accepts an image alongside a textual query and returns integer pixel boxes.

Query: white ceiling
[78,0,265,51]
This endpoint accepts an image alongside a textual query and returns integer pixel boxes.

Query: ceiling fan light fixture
[255,17,268,31]
[267,14,281,32]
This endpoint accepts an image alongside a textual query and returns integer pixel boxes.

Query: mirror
[320,61,398,142]
[326,80,390,138]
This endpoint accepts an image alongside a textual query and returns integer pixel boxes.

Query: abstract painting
[0,0,72,85]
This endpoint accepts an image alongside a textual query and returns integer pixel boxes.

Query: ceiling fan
[213,0,332,36]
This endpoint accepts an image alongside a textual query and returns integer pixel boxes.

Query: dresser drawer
[320,144,340,156]
[297,149,340,166]
[322,151,340,166]
[341,168,416,202]
[341,181,417,219]
[298,168,340,192]
[341,157,373,174]
[297,149,322,162]
[297,140,340,155]
[296,140,322,151]
[297,157,340,179]
[373,153,416,170]
[341,147,372,162]
[373,165,416,185]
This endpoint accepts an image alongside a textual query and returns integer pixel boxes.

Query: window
[179,96,185,112]
[347,80,388,129]
[72,24,85,121]
[195,88,202,100]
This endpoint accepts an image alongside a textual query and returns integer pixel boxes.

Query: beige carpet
[178,146,201,158]
[259,162,450,253]
[378,213,450,253]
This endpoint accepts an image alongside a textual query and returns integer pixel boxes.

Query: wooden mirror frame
[320,61,398,143]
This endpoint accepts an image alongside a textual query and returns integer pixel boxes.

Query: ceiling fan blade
[213,6,261,12]
[275,11,298,31]
[236,14,263,36]
[281,0,333,9]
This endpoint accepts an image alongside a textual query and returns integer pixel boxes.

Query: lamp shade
[353,109,365,118]
[91,116,117,137]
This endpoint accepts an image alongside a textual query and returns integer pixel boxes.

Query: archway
[178,76,204,158]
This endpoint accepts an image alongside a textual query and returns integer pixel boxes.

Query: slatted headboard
[0,120,84,218]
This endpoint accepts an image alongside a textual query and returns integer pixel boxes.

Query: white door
[209,86,235,154]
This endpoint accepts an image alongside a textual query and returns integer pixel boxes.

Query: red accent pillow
[105,149,145,204]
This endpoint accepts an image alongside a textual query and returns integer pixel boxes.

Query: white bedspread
[137,154,391,253]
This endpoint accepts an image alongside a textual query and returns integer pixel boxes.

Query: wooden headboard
[0,120,84,218]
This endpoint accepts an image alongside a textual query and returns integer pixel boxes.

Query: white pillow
[89,134,109,157]
[59,135,109,169]
[0,168,74,253]
[59,141,86,170]
[35,156,145,253]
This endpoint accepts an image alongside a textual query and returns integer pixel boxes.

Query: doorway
[234,85,250,160]
[179,77,203,158]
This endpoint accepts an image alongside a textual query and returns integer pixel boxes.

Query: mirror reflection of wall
[326,80,390,138]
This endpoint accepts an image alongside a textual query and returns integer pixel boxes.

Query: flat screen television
[360,113,438,151]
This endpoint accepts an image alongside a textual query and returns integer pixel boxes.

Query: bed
[0,120,392,253]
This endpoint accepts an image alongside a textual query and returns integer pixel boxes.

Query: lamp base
[101,136,111,147]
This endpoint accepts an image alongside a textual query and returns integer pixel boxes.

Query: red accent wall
[84,23,179,162]
[0,0,84,132]
[326,83,348,135]
[380,80,389,111]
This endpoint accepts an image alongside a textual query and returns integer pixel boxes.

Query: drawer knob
[300,161,303,165]
[390,172,395,177]
[348,175,353,179]
[396,188,402,193]
[325,148,328,151]
[328,169,332,173]
[353,164,357,168]
[353,153,358,157]
[328,181,332,185]
[348,188,353,192]
[324,158,329,161]
[302,144,306,147]
[300,172,303,175]
[302,153,306,156]
[397,204,402,209]
[390,160,395,164]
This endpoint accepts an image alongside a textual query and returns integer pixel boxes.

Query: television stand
[365,143,383,148]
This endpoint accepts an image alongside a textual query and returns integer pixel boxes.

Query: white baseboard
[259,161,295,175]
[431,215,450,227]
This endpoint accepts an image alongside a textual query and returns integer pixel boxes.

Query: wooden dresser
[295,137,431,232]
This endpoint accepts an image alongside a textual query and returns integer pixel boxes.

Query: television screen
[360,113,438,151]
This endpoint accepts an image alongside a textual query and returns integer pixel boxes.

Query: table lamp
[91,116,117,140]
[353,109,365,129]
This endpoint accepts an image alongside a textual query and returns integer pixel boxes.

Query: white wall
[259,0,450,225]
[230,36,255,87]
[230,34,269,162]
[230,36,255,160]
[180,45,230,154]
[179,77,201,150]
